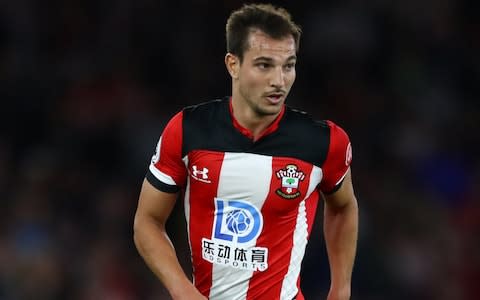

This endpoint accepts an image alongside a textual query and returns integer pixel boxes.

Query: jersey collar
[229,97,285,141]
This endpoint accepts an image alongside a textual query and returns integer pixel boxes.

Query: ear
[225,53,239,79]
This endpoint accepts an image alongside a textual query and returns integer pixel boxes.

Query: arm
[323,168,358,300]
[133,179,207,300]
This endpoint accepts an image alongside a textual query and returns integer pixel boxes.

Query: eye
[284,63,295,71]
[256,63,271,69]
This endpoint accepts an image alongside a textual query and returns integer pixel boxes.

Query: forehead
[244,30,296,60]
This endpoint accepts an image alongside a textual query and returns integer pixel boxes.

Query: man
[134,3,358,300]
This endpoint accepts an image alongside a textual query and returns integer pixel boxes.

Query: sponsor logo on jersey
[191,165,211,183]
[202,199,268,271]
[275,164,305,199]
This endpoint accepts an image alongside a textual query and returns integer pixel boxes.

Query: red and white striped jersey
[146,98,352,300]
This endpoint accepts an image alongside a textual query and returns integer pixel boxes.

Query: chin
[256,106,282,116]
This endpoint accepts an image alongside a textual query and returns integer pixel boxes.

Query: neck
[231,97,280,140]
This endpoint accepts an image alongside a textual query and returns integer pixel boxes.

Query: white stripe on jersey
[182,156,194,274]
[209,152,272,300]
[280,165,323,299]
[149,163,177,185]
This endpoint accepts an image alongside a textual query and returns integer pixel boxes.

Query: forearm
[323,197,358,298]
[133,216,201,299]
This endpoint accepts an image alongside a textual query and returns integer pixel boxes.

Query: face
[228,30,297,117]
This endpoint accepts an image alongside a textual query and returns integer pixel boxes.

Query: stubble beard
[245,94,283,117]
[253,102,281,117]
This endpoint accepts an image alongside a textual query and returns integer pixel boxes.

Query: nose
[269,67,285,88]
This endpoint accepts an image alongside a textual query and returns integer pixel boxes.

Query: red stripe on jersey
[246,158,315,300]
[319,120,352,193]
[152,111,187,186]
[305,189,319,238]
[185,150,226,297]
[297,188,320,299]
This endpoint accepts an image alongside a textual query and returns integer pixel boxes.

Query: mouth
[265,93,284,104]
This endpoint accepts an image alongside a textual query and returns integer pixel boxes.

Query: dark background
[0,0,479,299]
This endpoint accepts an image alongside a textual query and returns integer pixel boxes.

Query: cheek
[287,71,296,86]
[241,70,264,90]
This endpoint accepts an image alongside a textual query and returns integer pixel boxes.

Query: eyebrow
[253,55,297,63]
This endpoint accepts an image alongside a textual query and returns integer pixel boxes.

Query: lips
[265,93,284,104]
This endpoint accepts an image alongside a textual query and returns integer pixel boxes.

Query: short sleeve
[319,120,353,194]
[146,111,187,193]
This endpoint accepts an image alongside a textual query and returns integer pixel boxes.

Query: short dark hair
[226,3,302,61]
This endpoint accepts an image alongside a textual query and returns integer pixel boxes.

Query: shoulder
[284,106,350,139]
[282,106,331,139]
[182,97,229,119]
[318,119,352,193]
[181,97,230,134]
[285,105,328,124]
[180,97,234,155]
[280,106,351,167]
[271,107,330,166]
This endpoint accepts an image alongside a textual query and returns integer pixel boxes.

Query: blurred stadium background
[0,0,478,299]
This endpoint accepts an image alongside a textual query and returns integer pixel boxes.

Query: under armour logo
[191,165,211,183]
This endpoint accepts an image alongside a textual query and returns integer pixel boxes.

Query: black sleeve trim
[323,178,345,195]
[145,170,181,193]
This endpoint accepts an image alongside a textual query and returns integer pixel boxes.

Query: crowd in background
[0,0,478,299]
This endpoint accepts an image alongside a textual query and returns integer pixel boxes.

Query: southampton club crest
[275,164,305,199]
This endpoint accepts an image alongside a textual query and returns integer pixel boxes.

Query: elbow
[133,213,166,254]
[342,195,359,217]
[326,194,358,213]
[133,214,144,253]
